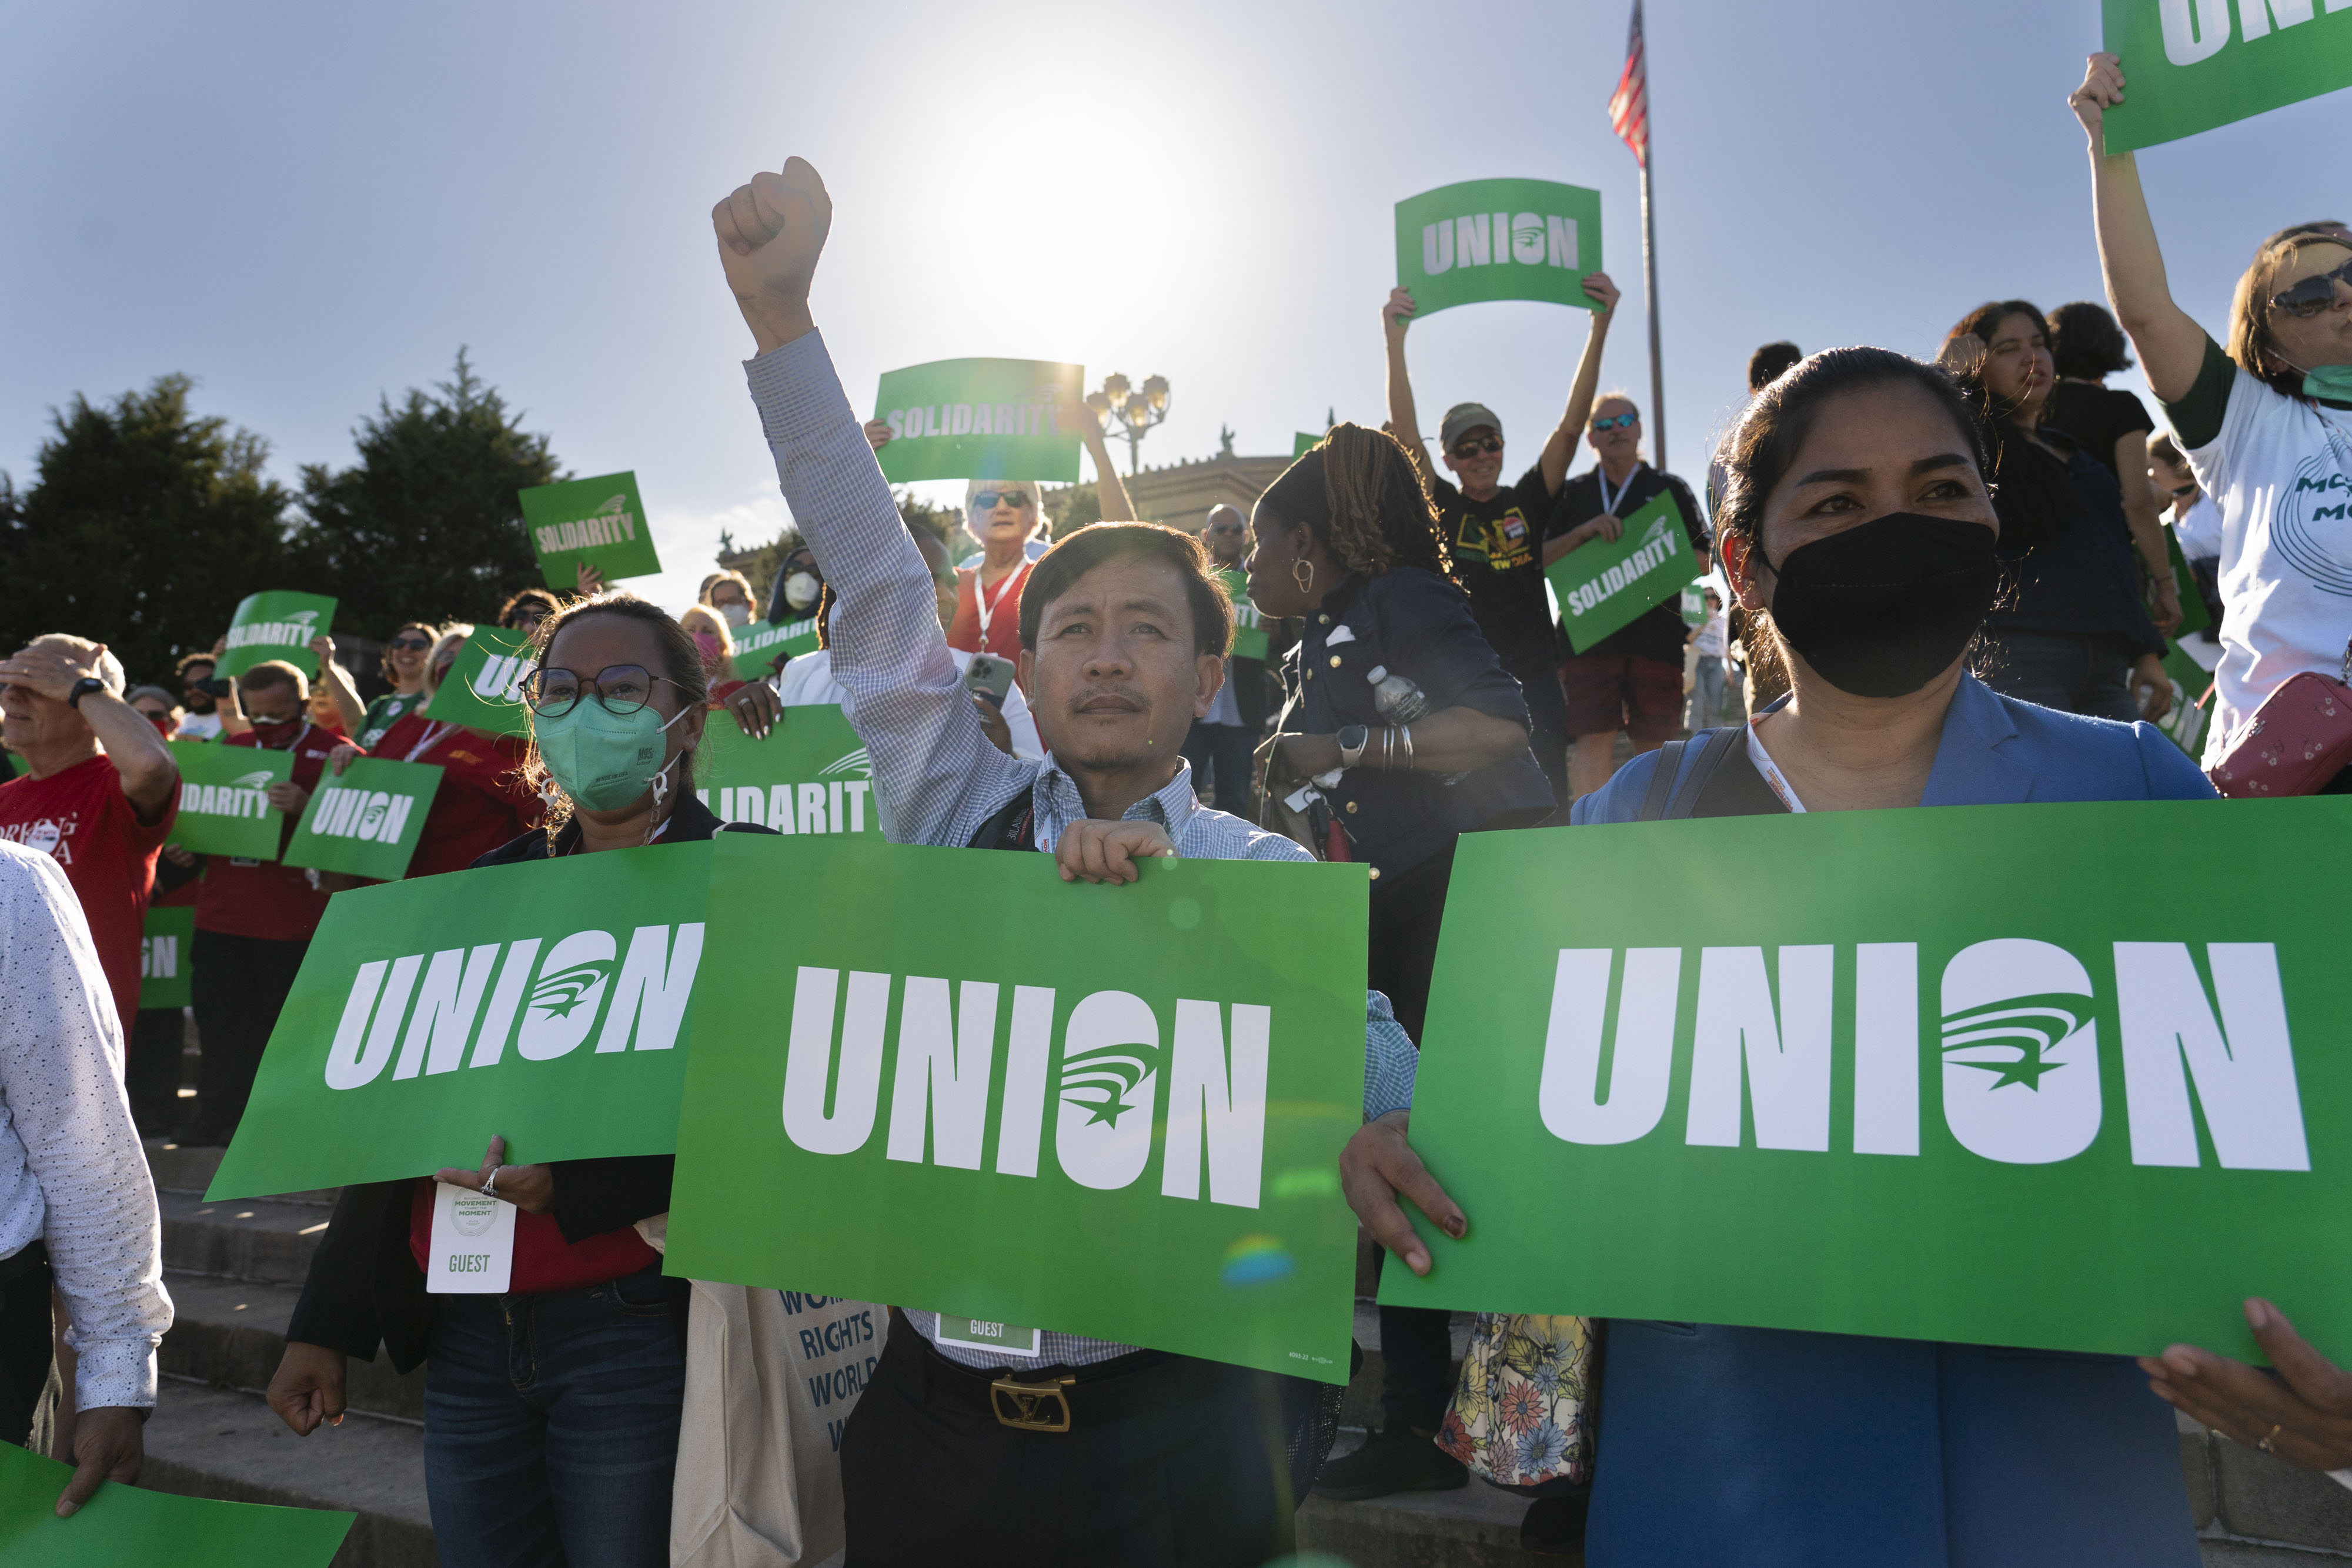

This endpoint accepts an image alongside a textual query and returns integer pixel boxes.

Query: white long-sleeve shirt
[0,841,171,1408]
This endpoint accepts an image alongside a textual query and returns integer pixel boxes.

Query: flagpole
[1640,145,1666,474]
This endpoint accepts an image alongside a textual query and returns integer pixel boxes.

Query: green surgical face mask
[2304,363,2352,403]
[533,698,689,812]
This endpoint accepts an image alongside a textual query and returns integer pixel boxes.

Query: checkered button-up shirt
[747,333,1414,1369]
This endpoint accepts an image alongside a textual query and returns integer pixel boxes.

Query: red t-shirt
[195,721,342,942]
[405,1179,659,1295]
[0,753,177,1025]
[946,561,1033,658]
[370,714,540,878]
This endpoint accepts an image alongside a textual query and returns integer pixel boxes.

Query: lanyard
[1597,463,1643,520]
[1744,719,1806,813]
[403,720,455,764]
[974,560,1031,648]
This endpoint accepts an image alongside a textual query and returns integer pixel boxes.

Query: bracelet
[1401,726,1415,770]
[1381,727,1395,770]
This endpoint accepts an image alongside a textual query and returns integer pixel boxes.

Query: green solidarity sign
[1382,800,2352,1363]
[1395,179,1603,318]
[874,359,1084,484]
[1546,489,1701,653]
[141,905,195,1009]
[2101,0,2352,152]
[665,835,1372,1381]
[283,756,443,880]
[425,626,534,738]
[695,707,881,836]
[519,472,662,586]
[730,617,820,682]
[0,1438,353,1568]
[219,591,337,679]
[1221,569,1270,661]
[166,741,290,858]
[205,845,713,1200]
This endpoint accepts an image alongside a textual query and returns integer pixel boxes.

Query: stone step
[162,1271,428,1422]
[160,1188,335,1285]
[142,1377,435,1568]
[146,1136,339,1205]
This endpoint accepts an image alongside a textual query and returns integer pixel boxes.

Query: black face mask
[1763,513,2000,698]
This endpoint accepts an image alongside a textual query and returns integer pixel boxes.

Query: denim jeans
[1976,630,2142,724]
[422,1263,687,1568]
[1180,721,1258,811]
[1685,660,1728,733]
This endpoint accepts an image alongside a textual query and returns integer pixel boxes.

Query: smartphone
[963,653,1015,708]
[193,676,233,698]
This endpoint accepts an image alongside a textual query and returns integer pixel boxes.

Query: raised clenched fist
[713,158,833,353]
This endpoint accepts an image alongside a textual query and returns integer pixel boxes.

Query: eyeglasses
[1591,413,1639,432]
[973,490,1034,511]
[523,664,680,718]
[1449,436,1504,457]
[2271,256,2352,319]
[388,635,434,651]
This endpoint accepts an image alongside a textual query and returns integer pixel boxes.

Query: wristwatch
[66,677,107,709]
[1336,724,1370,769]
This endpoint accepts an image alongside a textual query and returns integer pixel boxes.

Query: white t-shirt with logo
[2177,363,2352,767]
[173,711,223,742]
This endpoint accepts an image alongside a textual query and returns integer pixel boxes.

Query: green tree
[289,350,562,637]
[0,375,292,684]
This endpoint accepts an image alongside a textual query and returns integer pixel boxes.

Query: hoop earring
[1291,557,1315,595]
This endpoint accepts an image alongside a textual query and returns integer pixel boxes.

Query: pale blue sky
[2,1,2343,615]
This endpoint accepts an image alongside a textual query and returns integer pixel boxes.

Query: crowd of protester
[0,46,2347,1566]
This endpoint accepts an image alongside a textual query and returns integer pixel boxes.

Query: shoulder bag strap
[1636,740,1689,821]
[1660,726,1748,820]
[965,786,1037,851]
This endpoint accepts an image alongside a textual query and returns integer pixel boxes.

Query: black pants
[128,1007,186,1129]
[1181,721,1258,812]
[0,1242,53,1447]
[190,931,310,1141]
[842,1330,1292,1567]
[1510,655,1573,811]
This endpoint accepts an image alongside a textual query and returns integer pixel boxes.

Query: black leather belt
[888,1308,1211,1432]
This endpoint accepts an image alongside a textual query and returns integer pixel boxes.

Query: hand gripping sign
[1395,179,1605,319]
[1546,489,1703,653]
[283,755,444,880]
[872,359,1084,484]
[1383,798,2352,1365]
[219,591,338,679]
[695,707,883,837]
[166,740,292,858]
[2099,0,2352,152]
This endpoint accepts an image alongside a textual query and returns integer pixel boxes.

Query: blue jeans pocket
[599,1265,678,1318]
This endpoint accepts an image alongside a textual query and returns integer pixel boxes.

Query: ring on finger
[482,1165,501,1198]
[2259,1423,2282,1455]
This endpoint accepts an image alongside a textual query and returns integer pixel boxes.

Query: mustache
[1066,683,1150,713]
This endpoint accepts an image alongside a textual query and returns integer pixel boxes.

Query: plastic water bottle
[1365,664,1430,723]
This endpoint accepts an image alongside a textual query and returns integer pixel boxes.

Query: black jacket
[284,792,768,1369]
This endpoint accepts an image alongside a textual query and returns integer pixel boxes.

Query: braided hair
[1272,422,1454,582]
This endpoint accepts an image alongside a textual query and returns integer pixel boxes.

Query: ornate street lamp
[1084,372,1170,474]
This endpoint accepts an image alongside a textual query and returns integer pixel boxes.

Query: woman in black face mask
[1408,350,2217,1562]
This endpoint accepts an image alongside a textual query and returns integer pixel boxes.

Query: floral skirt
[1435,1313,1593,1490]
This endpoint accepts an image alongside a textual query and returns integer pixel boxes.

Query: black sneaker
[1310,1427,1468,1501]
[1519,1490,1592,1555]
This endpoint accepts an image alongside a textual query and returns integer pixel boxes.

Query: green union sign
[1382,799,2352,1365]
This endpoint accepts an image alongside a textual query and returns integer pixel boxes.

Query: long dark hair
[522,593,709,838]
[2048,300,2133,380]
[1269,423,1454,581]
[1943,300,2070,550]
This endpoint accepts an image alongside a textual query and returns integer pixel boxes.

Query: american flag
[1608,0,1649,166]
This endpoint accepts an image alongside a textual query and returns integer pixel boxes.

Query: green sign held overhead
[874,359,1085,484]
[218,591,336,679]
[206,845,714,1201]
[2100,0,2352,153]
[730,616,820,682]
[1546,489,1702,653]
[1382,799,2352,1366]
[0,1438,353,1568]
[1395,179,1603,319]
[141,905,195,1009]
[166,741,290,859]
[283,756,444,880]
[695,707,881,836]
[1220,569,1270,662]
[665,834,1372,1382]
[425,626,535,738]
[1294,432,1322,459]
[519,472,662,587]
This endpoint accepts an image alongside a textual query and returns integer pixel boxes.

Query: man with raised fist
[714,159,1426,1567]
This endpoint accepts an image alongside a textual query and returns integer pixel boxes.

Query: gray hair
[125,684,179,711]
[29,634,125,695]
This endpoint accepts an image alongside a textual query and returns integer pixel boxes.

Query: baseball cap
[1439,402,1503,450]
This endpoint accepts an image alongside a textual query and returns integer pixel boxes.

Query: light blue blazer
[1573,677,2212,1567]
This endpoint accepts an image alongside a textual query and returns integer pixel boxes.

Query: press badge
[427,1181,516,1293]
[934,1315,1040,1358]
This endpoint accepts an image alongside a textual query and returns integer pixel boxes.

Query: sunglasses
[974,490,1033,511]
[1591,413,1639,432]
[1449,436,1504,457]
[2271,256,2352,319]
[388,635,434,651]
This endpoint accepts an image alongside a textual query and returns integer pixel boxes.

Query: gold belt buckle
[989,1375,1075,1432]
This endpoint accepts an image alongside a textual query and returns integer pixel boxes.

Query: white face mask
[718,601,750,627]
[783,571,821,610]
